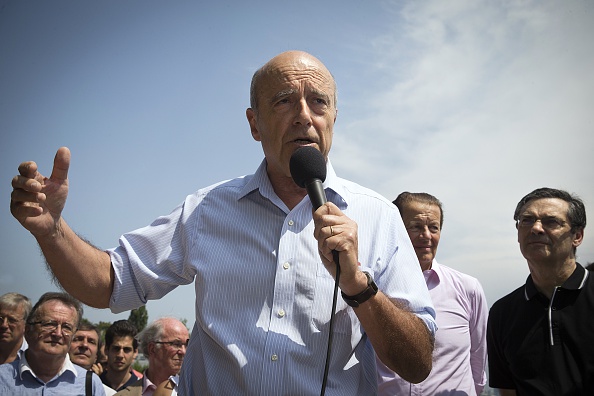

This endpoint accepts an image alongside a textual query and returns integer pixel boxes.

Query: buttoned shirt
[0,351,105,395]
[488,263,594,395]
[377,260,488,395]
[109,159,436,395]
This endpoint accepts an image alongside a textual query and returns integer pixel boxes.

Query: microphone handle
[305,179,327,209]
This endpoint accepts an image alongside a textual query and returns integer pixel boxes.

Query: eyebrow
[271,89,297,103]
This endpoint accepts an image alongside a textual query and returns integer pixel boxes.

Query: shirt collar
[238,157,349,210]
[524,262,588,300]
[142,371,158,394]
[19,351,78,381]
[423,259,441,287]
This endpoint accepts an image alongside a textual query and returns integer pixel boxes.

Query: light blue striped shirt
[0,353,105,395]
[109,159,436,395]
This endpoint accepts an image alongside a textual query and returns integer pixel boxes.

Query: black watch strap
[341,272,378,308]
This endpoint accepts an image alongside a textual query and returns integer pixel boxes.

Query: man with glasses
[0,292,31,364]
[115,318,189,396]
[487,187,594,395]
[0,291,105,395]
[101,320,140,392]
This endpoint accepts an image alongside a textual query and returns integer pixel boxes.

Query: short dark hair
[104,319,138,350]
[27,292,83,329]
[393,192,444,229]
[76,320,99,336]
[513,187,586,233]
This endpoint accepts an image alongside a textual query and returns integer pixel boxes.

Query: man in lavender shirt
[377,192,488,395]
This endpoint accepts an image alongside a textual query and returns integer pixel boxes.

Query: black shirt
[487,263,594,395]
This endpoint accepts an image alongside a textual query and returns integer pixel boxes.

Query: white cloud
[332,0,594,305]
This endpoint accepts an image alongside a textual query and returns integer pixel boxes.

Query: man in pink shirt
[377,192,488,395]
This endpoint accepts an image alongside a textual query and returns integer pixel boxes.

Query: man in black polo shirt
[487,187,593,395]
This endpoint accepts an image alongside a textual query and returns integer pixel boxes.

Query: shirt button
[283,262,290,270]
[278,309,285,317]
[288,220,294,226]
[271,354,278,361]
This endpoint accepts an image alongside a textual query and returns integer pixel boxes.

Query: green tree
[128,306,148,332]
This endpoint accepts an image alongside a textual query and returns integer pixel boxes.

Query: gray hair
[27,292,83,329]
[0,292,32,321]
[137,318,168,358]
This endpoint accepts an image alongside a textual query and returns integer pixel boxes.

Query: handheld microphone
[289,146,337,396]
[289,146,327,209]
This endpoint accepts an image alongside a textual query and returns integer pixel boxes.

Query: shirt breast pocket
[311,264,360,335]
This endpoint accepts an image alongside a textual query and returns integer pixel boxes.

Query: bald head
[250,51,337,112]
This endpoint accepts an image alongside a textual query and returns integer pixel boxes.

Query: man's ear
[246,108,261,142]
[572,227,584,248]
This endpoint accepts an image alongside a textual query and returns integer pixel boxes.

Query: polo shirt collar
[19,351,78,381]
[238,157,348,209]
[524,262,588,300]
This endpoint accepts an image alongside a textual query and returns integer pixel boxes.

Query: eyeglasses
[28,320,76,336]
[516,216,567,230]
[0,315,24,326]
[154,339,189,350]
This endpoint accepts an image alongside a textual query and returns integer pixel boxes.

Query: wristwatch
[341,272,378,308]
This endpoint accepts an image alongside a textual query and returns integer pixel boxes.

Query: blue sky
[1,0,593,329]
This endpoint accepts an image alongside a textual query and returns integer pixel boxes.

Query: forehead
[402,202,441,221]
[37,300,77,321]
[162,322,189,338]
[75,330,99,340]
[520,198,569,218]
[261,59,335,97]
[110,335,135,347]
[0,304,25,316]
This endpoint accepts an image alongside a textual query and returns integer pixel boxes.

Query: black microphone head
[290,146,327,188]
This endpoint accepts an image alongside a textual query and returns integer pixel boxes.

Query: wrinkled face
[25,300,78,359]
[106,335,137,373]
[150,320,190,376]
[517,198,583,265]
[69,329,99,370]
[247,52,337,182]
[401,202,441,271]
[0,304,27,346]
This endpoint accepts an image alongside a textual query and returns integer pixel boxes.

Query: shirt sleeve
[468,277,489,395]
[108,196,198,313]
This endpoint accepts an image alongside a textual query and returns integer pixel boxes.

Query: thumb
[49,147,71,181]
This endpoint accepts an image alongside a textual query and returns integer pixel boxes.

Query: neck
[268,171,308,211]
[529,257,577,299]
[24,349,65,383]
[0,339,23,364]
[144,368,171,389]
[105,366,132,390]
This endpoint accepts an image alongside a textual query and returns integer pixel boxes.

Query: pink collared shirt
[142,373,157,396]
[377,260,488,395]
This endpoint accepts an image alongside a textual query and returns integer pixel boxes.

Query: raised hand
[10,147,71,237]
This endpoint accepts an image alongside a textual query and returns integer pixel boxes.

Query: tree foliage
[128,306,149,332]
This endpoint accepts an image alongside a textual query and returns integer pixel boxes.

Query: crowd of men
[0,292,188,395]
[4,50,593,395]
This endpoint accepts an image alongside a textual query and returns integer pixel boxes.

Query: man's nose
[294,99,312,126]
[530,220,546,234]
[419,226,431,239]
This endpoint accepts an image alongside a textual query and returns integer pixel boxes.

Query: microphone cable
[320,250,340,396]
